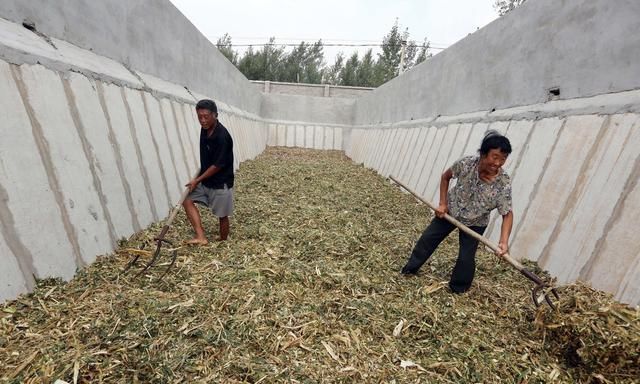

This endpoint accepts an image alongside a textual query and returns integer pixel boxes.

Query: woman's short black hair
[479,130,512,156]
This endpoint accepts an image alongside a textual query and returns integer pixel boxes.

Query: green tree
[414,38,432,65]
[289,40,324,83]
[303,41,325,83]
[356,49,375,87]
[374,22,431,81]
[278,42,307,82]
[237,37,286,81]
[494,0,527,16]
[216,33,237,65]
[222,21,431,87]
[375,19,404,84]
[339,52,360,86]
[323,53,344,85]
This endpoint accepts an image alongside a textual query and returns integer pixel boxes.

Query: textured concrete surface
[252,80,373,99]
[0,61,77,299]
[0,0,262,113]
[348,92,640,305]
[261,93,355,125]
[0,9,268,301]
[17,64,114,265]
[354,0,640,125]
[64,72,136,239]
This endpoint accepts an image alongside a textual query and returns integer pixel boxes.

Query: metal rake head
[121,225,178,282]
[532,284,560,310]
[520,269,560,310]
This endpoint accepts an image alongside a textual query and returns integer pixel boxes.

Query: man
[401,130,513,294]
[183,99,234,244]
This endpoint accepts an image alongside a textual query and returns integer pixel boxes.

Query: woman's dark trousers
[401,217,486,293]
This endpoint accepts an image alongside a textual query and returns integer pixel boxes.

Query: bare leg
[183,199,208,245]
[217,216,229,241]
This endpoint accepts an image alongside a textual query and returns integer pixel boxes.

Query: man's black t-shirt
[199,121,234,189]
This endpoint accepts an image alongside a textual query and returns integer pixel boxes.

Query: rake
[390,176,559,310]
[122,186,191,281]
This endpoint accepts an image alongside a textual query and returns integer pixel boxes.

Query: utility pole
[398,40,407,75]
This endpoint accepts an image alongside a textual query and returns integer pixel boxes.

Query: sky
[168,0,500,64]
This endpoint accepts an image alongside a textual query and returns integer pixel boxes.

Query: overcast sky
[168,0,500,64]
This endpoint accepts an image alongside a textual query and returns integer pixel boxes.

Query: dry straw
[1,147,638,383]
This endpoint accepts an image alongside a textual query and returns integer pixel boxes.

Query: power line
[226,36,384,43]
[222,36,453,46]
[226,43,446,50]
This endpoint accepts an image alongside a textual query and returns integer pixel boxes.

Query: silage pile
[1,147,638,383]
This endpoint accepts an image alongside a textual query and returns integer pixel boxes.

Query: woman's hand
[496,242,509,256]
[435,203,448,218]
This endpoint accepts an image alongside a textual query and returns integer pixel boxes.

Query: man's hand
[185,179,199,192]
[496,242,509,256]
[435,203,448,218]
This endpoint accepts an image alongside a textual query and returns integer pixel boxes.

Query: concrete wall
[252,80,373,98]
[0,8,267,301]
[261,93,356,125]
[347,0,640,306]
[348,93,640,306]
[260,93,354,152]
[266,122,346,152]
[0,0,262,114]
[354,0,640,125]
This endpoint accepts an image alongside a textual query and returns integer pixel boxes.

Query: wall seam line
[537,116,609,266]
[156,97,184,192]
[10,64,85,267]
[121,88,159,221]
[510,118,568,246]
[579,118,640,281]
[140,90,173,210]
[95,81,142,232]
[60,74,118,247]
[0,183,36,290]
[169,102,192,179]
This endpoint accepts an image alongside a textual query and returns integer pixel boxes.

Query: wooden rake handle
[389,176,559,309]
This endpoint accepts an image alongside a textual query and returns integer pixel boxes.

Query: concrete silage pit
[0,147,638,383]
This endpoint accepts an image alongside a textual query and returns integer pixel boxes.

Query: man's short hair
[196,99,218,114]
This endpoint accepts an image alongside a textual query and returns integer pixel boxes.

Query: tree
[370,21,431,83]
[398,28,414,73]
[375,19,404,84]
[249,40,324,83]
[339,52,360,86]
[323,53,344,85]
[356,49,375,87]
[237,37,286,81]
[216,33,237,65]
[414,38,432,66]
[494,0,527,16]
[221,21,431,87]
[278,42,307,82]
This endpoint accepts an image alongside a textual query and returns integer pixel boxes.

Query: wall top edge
[0,16,263,118]
[352,88,640,129]
[251,80,375,91]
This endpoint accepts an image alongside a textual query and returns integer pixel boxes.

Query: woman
[401,130,513,294]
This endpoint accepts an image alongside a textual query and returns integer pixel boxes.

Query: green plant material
[1,147,638,383]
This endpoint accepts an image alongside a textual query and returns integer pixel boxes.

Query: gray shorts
[188,183,234,218]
